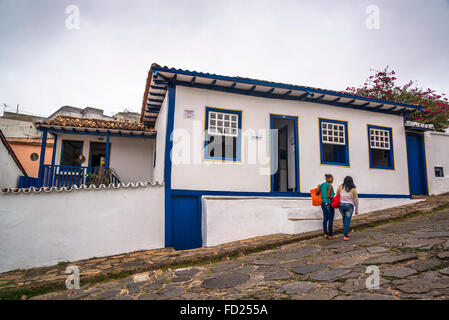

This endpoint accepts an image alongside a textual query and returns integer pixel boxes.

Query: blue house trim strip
[51,134,58,166]
[38,129,48,185]
[174,81,409,117]
[151,66,425,113]
[164,84,176,247]
[170,189,411,199]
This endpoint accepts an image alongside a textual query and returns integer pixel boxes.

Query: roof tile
[37,116,155,132]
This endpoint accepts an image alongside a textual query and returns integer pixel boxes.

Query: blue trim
[154,80,169,85]
[319,118,350,166]
[150,85,166,90]
[147,103,162,108]
[367,125,395,170]
[148,98,163,103]
[105,134,110,169]
[174,80,411,117]
[149,92,165,97]
[171,189,410,199]
[164,84,176,247]
[406,132,429,196]
[51,134,57,166]
[270,114,300,193]
[204,107,242,162]
[38,129,48,184]
[151,66,425,113]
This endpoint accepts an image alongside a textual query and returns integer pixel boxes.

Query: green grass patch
[0,284,66,300]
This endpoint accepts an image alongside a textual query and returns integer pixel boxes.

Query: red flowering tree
[345,66,449,131]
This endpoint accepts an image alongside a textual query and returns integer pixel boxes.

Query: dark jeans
[339,203,354,237]
[321,203,335,236]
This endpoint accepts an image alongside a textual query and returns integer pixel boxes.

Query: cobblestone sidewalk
[1,195,449,300]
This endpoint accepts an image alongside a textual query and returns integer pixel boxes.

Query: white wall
[0,139,23,188]
[53,133,154,183]
[202,196,422,247]
[152,94,168,183]
[425,131,449,195]
[0,184,165,273]
[0,118,41,138]
[171,86,410,196]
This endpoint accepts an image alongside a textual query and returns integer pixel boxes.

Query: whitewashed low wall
[0,184,165,273]
[425,131,449,195]
[202,197,422,247]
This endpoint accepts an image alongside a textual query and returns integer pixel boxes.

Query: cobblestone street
[32,207,449,300]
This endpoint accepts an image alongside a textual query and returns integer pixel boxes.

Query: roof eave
[150,66,424,114]
[35,124,156,137]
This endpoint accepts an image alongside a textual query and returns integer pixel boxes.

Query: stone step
[289,219,323,234]
[286,207,324,220]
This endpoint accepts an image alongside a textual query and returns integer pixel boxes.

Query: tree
[345,66,449,131]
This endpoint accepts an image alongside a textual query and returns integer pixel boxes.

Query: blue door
[406,132,428,195]
[171,196,202,250]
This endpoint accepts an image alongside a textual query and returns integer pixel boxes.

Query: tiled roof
[37,116,155,133]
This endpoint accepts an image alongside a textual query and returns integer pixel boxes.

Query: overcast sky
[1,0,448,117]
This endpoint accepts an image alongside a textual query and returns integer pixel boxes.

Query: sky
[0,0,448,118]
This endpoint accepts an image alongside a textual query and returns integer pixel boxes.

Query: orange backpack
[310,187,322,206]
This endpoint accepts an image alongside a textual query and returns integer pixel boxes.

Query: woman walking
[336,176,359,241]
[317,174,336,239]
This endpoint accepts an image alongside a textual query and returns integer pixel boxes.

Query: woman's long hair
[342,176,356,192]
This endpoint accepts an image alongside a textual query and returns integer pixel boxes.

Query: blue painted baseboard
[171,189,411,199]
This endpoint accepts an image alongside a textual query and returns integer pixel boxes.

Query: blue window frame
[204,107,241,161]
[88,142,111,167]
[319,118,349,166]
[368,125,394,170]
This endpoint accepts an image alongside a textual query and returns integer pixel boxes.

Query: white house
[26,116,156,188]
[140,63,434,250]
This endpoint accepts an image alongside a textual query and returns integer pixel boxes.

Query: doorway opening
[270,115,299,192]
[406,132,428,195]
[89,142,109,167]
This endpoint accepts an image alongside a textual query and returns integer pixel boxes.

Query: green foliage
[345,66,449,131]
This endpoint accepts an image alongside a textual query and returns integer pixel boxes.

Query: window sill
[320,162,350,167]
[203,157,241,163]
[369,166,395,170]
